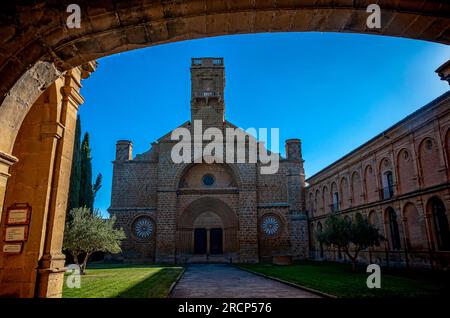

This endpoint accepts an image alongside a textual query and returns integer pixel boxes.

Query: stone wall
[306,91,450,268]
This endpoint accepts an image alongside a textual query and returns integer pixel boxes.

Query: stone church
[109,57,308,263]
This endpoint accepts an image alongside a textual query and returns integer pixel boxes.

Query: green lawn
[62,263,183,298]
[238,261,449,298]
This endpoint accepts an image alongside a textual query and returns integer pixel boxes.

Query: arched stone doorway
[176,197,239,261]
[0,0,448,298]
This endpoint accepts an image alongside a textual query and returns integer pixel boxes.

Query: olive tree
[63,207,125,274]
[317,213,384,271]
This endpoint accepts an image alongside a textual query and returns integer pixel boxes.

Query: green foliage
[80,132,94,210]
[63,207,125,274]
[317,213,384,270]
[69,128,102,212]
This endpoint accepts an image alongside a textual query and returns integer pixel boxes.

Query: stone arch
[175,161,242,190]
[344,215,352,224]
[315,188,322,214]
[418,137,442,187]
[176,197,239,254]
[331,181,339,212]
[426,196,450,251]
[379,157,395,199]
[317,221,324,258]
[403,202,427,250]
[351,171,362,206]
[369,210,383,235]
[396,148,416,194]
[340,176,349,210]
[1,1,449,155]
[309,222,315,251]
[322,185,329,214]
[384,207,402,250]
[364,164,377,203]
[308,191,314,217]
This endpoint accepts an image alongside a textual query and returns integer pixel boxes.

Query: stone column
[0,152,18,221]
[36,68,88,298]
[0,62,96,298]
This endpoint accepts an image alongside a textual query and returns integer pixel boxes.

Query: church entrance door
[194,228,207,254]
[210,228,223,254]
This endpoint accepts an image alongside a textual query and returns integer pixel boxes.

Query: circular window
[261,215,281,237]
[202,174,215,186]
[132,216,154,240]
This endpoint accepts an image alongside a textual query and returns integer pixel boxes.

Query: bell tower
[190,57,225,129]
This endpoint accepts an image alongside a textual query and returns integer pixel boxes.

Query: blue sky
[78,32,450,216]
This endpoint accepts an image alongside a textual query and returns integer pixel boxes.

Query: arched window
[397,149,416,194]
[403,203,426,250]
[386,207,401,250]
[315,189,322,214]
[309,192,314,217]
[364,165,377,202]
[340,177,349,209]
[351,172,362,206]
[428,197,450,250]
[419,138,441,187]
[382,170,394,199]
[322,185,329,213]
[331,182,339,212]
[317,222,324,258]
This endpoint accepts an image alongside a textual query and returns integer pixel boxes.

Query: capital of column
[0,151,18,180]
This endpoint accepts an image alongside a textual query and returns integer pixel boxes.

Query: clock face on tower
[132,216,154,240]
[261,215,280,237]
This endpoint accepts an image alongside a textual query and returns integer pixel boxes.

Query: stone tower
[190,57,225,130]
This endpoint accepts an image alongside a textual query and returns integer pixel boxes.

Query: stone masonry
[109,58,308,263]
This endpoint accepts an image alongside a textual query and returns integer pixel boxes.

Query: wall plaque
[4,226,28,242]
[6,204,31,225]
[3,243,22,254]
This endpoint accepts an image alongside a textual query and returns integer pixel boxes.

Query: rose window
[132,217,154,240]
[261,215,280,236]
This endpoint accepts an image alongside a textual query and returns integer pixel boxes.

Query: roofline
[306,90,450,182]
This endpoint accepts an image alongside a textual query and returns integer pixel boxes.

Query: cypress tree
[80,132,93,210]
[79,132,102,212]
[67,115,82,215]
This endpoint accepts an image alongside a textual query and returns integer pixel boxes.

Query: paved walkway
[170,264,320,298]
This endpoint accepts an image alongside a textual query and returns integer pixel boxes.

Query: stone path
[170,264,321,298]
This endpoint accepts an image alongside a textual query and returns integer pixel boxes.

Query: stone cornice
[0,151,18,167]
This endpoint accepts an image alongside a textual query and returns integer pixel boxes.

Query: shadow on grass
[86,262,179,270]
[117,267,182,298]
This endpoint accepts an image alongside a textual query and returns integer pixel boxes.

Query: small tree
[63,207,125,274]
[79,133,102,212]
[317,213,383,271]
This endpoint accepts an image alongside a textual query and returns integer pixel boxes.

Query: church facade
[109,57,450,268]
[108,58,309,264]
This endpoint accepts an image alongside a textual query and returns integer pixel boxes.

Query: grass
[62,263,183,298]
[238,261,450,298]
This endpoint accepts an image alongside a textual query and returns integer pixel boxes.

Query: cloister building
[306,91,450,268]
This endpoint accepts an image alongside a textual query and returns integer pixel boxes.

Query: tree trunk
[73,253,79,265]
[80,252,91,275]
[344,247,360,272]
